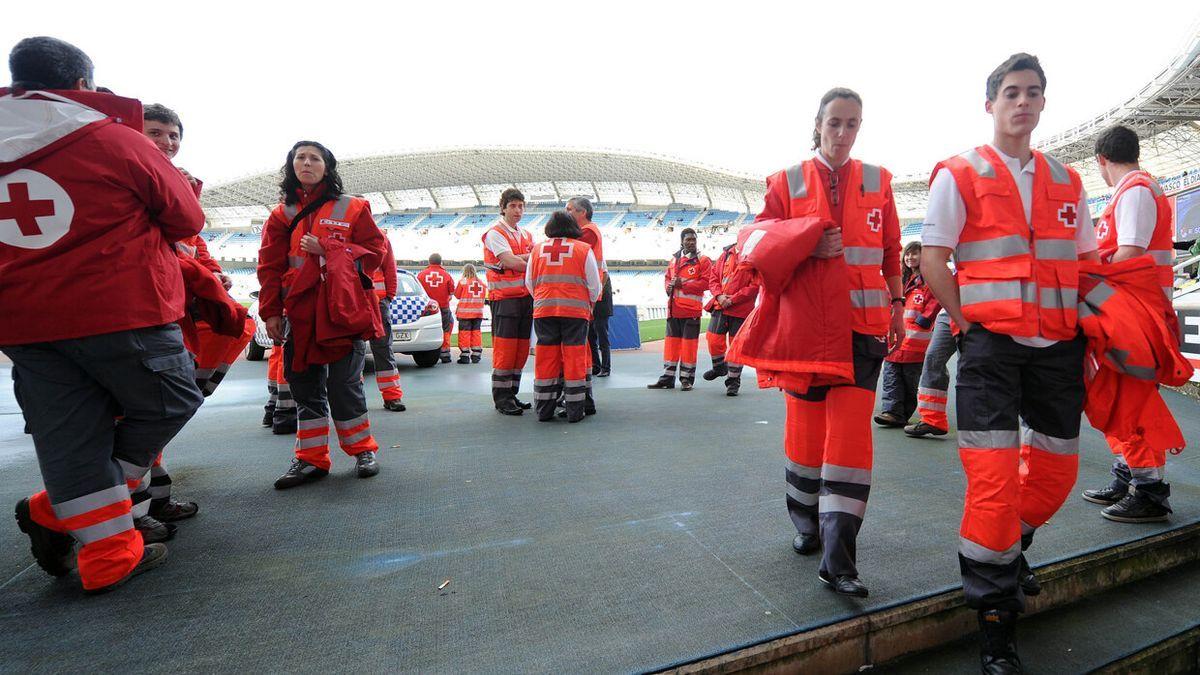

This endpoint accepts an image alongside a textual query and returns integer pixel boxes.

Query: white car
[246,269,445,368]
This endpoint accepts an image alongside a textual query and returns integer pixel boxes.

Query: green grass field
[471,318,672,348]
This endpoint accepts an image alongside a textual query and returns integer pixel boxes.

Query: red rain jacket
[706,243,759,319]
[727,217,854,393]
[177,254,249,353]
[1078,257,1192,455]
[285,239,383,371]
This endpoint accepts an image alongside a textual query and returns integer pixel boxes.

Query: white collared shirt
[1109,171,1158,248]
[483,219,526,257]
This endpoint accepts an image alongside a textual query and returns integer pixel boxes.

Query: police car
[246,269,445,367]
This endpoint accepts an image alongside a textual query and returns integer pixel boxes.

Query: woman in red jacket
[747,88,904,598]
[875,242,933,427]
[257,141,387,489]
[454,264,488,364]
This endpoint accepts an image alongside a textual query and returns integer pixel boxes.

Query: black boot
[384,399,406,412]
[496,398,524,416]
[272,417,297,435]
[792,533,819,555]
[978,610,1022,674]
[457,354,470,364]
[274,458,328,490]
[355,451,379,478]
[818,569,868,597]
[1081,481,1128,506]
[1018,555,1040,597]
[1102,489,1171,523]
[134,514,177,543]
[149,498,199,522]
[647,378,675,390]
[702,363,728,381]
[726,381,740,397]
[513,397,532,410]
[262,406,275,428]
[14,498,75,577]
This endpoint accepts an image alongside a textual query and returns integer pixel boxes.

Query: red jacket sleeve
[756,172,788,222]
[443,269,456,297]
[880,184,902,279]
[382,238,397,297]
[256,210,290,320]
[120,129,205,243]
[708,254,725,297]
[193,236,223,274]
[350,202,386,275]
[664,259,675,297]
[725,263,759,305]
[682,257,712,296]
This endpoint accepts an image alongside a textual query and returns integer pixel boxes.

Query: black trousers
[588,314,611,372]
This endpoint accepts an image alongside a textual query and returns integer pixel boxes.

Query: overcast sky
[6,1,1198,185]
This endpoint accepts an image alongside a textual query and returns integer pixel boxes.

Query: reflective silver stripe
[904,310,919,320]
[298,418,328,431]
[819,494,868,519]
[282,204,299,219]
[918,387,946,399]
[493,369,523,376]
[1084,281,1116,308]
[1147,180,1164,197]
[960,281,1022,305]
[296,435,327,450]
[534,298,592,310]
[1039,287,1077,309]
[52,485,130,520]
[533,378,559,387]
[1034,239,1077,261]
[955,235,1029,263]
[564,392,587,402]
[1130,466,1165,482]
[117,459,149,482]
[844,246,884,266]
[674,292,703,302]
[329,195,354,220]
[1020,520,1036,536]
[492,380,517,389]
[538,275,590,286]
[288,255,306,269]
[193,368,214,380]
[786,459,821,480]
[822,463,871,485]
[906,330,933,341]
[920,400,947,412]
[72,513,134,545]
[785,163,807,199]
[489,278,526,290]
[1022,428,1079,455]
[1105,348,1158,381]
[959,429,1020,449]
[959,536,1021,565]
[564,379,587,388]
[1043,155,1071,185]
[960,148,995,179]
[335,413,369,430]
[1164,286,1175,302]
[373,282,386,291]
[339,428,373,445]
[786,483,818,506]
[850,289,890,308]
[861,163,881,193]
[1150,249,1175,265]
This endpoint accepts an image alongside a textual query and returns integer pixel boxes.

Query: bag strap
[288,195,335,236]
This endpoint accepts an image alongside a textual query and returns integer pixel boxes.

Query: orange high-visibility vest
[282,195,368,295]
[482,221,533,300]
[1096,170,1175,303]
[454,278,488,319]
[580,221,606,280]
[776,159,893,335]
[529,238,594,320]
[935,146,1082,340]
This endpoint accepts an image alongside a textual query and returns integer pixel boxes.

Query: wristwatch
[891,297,905,305]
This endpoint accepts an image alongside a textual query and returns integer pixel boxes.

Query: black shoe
[647,379,675,390]
[496,399,524,416]
[978,610,1022,674]
[726,383,740,397]
[703,364,729,381]
[585,406,597,416]
[592,365,603,376]
[1081,483,1128,506]
[873,412,906,427]
[384,399,406,412]
[1018,555,1041,597]
[85,543,168,595]
[15,498,75,578]
[457,355,469,364]
[539,414,556,422]
[440,355,452,364]
[596,369,610,377]
[680,381,694,392]
[355,451,380,478]
[274,458,329,489]
[514,397,532,410]
[470,356,481,363]
[272,418,297,435]
[149,498,198,523]
[818,570,869,597]
[792,533,819,555]
[904,421,948,437]
[1102,491,1171,523]
[261,408,275,427]
[134,515,177,543]
[567,411,585,423]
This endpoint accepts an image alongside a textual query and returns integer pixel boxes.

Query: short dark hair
[9,36,94,90]
[1095,125,1140,164]
[279,141,344,206]
[500,188,525,212]
[545,210,581,239]
[429,253,442,265]
[143,103,183,138]
[986,53,1046,102]
[680,227,697,242]
[813,87,863,150]
[567,196,593,220]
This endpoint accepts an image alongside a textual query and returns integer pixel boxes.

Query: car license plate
[396,330,414,342]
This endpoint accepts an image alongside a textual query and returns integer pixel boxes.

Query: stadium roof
[201,147,766,220]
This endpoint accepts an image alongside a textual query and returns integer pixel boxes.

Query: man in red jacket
[418,253,457,364]
[369,237,405,411]
[648,228,712,391]
[702,241,758,396]
[2,37,205,593]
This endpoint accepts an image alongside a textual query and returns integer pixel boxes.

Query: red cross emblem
[867,208,882,233]
[1096,218,1110,241]
[0,170,74,250]
[541,238,573,265]
[423,273,443,288]
[912,293,923,306]
[1058,203,1078,228]
[469,281,485,295]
